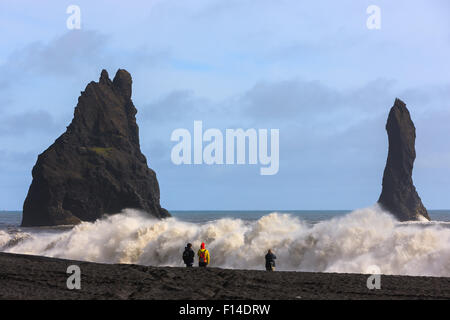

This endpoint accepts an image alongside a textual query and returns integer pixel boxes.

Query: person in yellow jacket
[197,242,210,267]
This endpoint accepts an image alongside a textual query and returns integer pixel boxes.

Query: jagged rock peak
[377,98,430,221]
[112,69,132,99]
[21,69,169,227]
[99,69,112,86]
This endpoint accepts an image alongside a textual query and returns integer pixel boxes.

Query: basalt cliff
[22,69,170,227]
[378,98,429,221]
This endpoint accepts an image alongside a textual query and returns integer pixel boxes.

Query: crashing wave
[1,206,449,277]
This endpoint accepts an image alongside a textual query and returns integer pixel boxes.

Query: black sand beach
[0,252,449,300]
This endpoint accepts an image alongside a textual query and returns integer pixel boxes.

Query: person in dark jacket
[182,243,195,267]
[265,249,276,271]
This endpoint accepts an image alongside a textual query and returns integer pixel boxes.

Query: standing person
[197,242,210,267]
[265,249,276,271]
[182,243,195,267]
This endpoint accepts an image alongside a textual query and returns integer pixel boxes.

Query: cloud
[239,78,395,121]
[239,79,340,119]
[137,77,450,143]
[139,90,213,123]
[400,84,450,114]
[0,110,60,136]
[4,30,109,77]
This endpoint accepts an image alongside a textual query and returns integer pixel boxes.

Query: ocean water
[1,208,450,277]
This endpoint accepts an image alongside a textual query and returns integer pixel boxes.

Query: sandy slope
[0,252,449,300]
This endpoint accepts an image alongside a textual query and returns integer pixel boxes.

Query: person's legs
[199,262,207,267]
[266,264,275,271]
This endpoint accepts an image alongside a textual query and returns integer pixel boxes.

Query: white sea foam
[1,205,449,277]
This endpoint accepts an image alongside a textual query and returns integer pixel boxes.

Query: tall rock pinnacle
[378,98,430,221]
[21,69,170,227]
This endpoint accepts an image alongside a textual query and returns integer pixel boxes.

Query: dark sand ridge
[0,252,449,300]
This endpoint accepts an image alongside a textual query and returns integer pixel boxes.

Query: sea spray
[1,206,450,277]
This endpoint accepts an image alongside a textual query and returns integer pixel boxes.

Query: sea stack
[378,98,430,221]
[21,69,170,227]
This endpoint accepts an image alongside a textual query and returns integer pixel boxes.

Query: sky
[0,0,449,210]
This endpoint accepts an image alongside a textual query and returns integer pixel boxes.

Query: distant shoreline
[0,252,449,300]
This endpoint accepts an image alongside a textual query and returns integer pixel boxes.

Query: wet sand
[0,252,449,300]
